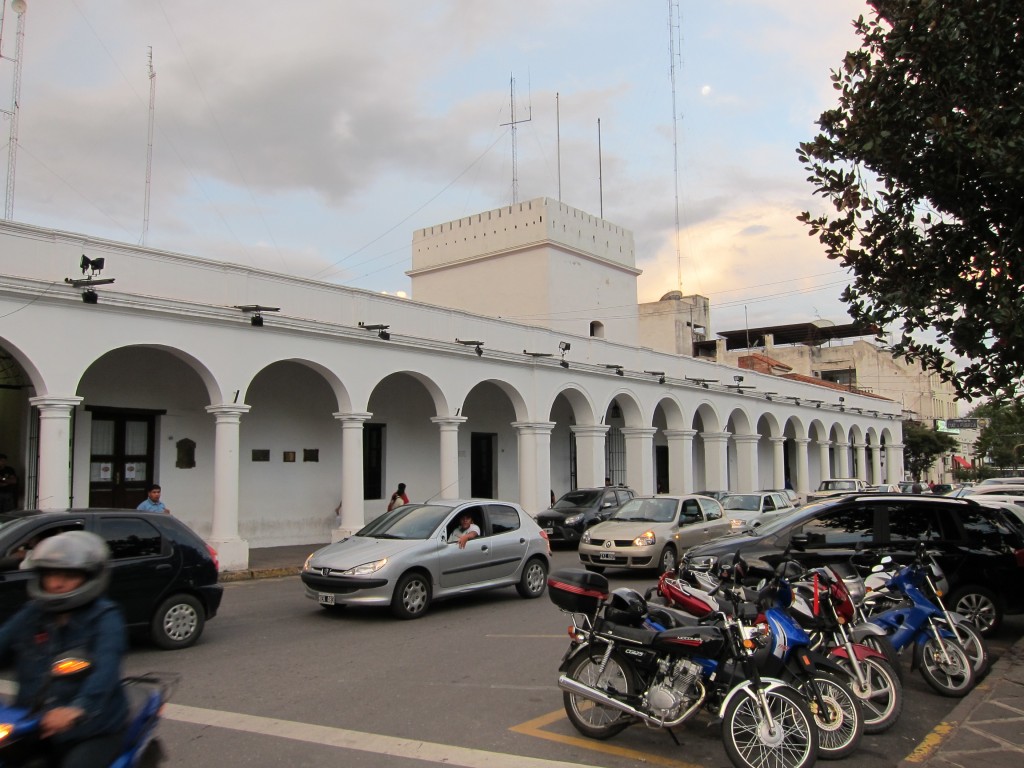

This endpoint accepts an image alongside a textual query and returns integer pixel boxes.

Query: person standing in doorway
[387,483,409,512]
[0,454,18,513]
[137,484,171,514]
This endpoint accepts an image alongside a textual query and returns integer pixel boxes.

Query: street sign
[944,418,980,430]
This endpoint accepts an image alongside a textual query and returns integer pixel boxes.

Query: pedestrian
[137,484,170,514]
[387,482,409,512]
[0,453,17,513]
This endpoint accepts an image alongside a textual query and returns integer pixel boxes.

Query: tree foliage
[797,0,1024,402]
[901,419,958,480]
[969,400,1024,468]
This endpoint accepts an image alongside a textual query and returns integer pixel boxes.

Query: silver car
[721,491,796,530]
[300,500,550,619]
[577,495,730,574]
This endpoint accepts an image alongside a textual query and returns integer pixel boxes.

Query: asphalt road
[6,549,1022,768]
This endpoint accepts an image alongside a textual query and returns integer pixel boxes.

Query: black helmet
[606,588,648,626]
[25,531,111,613]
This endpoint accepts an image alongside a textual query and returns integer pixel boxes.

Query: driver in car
[448,513,480,549]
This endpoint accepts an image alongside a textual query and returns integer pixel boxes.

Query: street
[5,549,1021,767]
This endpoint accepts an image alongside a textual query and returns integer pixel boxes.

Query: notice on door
[99,463,113,481]
[124,463,138,481]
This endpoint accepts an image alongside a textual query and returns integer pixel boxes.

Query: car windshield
[611,498,678,523]
[820,480,858,491]
[722,495,761,512]
[356,504,452,540]
[553,490,602,509]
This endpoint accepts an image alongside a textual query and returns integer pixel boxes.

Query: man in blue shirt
[137,484,170,514]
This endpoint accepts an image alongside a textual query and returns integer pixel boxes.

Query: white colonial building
[0,198,904,569]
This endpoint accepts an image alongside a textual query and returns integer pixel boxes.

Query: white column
[853,442,869,482]
[664,429,696,494]
[570,425,609,488]
[621,427,657,495]
[28,396,82,510]
[733,434,760,492]
[794,437,811,496]
[512,421,555,514]
[701,431,731,491]
[870,444,883,484]
[205,404,251,571]
[770,437,787,490]
[818,439,832,481]
[886,443,905,484]
[333,412,371,539]
[431,416,467,500]
[835,442,851,477]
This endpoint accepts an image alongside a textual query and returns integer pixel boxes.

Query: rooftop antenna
[500,73,531,205]
[2,0,28,222]
[668,0,683,290]
[556,92,561,201]
[141,47,156,245]
[597,118,603,218]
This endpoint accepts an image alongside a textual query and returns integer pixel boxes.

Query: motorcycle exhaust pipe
[557,675,702,729]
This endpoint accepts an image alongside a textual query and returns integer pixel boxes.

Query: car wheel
[949,586,1001,637]
[516,557,548,598]
[151,593,205,650]
[583,564,605,574]
[657,546,677,575]
[391,571,432,620]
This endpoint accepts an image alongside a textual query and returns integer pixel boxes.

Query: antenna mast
[668,0,683,290]
[141,47,156,245]
[556,92,561,201]
[3,0,28,222]
[500,73,531,204]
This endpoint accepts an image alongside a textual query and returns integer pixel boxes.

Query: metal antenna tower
[141,47,156,245]
[2,0,28,222]
[500,73,530,204]
[668,0,683,290]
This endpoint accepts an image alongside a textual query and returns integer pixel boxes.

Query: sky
[1,0,873,336]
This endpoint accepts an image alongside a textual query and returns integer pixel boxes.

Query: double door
[88,410,157,509]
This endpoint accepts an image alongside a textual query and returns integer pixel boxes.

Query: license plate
[318,593,335,606]
[544,527,554,535]
[599,551,616,561]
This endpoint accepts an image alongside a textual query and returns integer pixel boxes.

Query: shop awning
[952,456,971,469]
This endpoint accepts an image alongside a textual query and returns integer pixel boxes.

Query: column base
[209,537,250,572]
[331,528,356,543]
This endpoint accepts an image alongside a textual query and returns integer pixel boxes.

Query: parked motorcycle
[548,565,819,768]
[0,654,176,767]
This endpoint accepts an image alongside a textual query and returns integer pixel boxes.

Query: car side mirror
[790,533,809,551]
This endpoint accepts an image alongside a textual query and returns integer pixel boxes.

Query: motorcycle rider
[0,530,129,767]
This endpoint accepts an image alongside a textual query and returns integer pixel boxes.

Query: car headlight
[581,529,592,544]
[340,558,388,576]
[632,530,656,547]
[564,513,584,525]
[303,553,315,571]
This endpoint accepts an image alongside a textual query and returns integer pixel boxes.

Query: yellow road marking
[903,721,956,763]
[510,708,705,768]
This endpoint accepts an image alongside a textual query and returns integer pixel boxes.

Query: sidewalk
[226,545,1024,766]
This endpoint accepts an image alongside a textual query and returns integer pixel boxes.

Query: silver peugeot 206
[301,499,550,619]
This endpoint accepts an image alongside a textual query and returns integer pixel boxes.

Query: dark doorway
[470,433,496,499]
[655,445,669,494]
[86,409,159,509]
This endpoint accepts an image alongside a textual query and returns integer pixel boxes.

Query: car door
[91,514,179,628]
[672,498,715,549]
[481,504,528,581]
[697,497,732,540]
[437,504,493,589]
[787,502,880,570]
[0,517,87,618]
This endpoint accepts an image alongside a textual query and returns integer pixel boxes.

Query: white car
[720,491,796,529]
[578,495,729,574]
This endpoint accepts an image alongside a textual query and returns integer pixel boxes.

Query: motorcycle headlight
[341,558,388,576]
[688,555,718,572]
[564,513,584,525]
[632,530,657,547]
[581,529,592,544]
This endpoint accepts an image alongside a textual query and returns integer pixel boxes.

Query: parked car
[930,483,955,495]
[948,484,1024,499]
[682,494,1024,636]
[535,486,635,547]
[577,494,729,574]
[769,488,805,507]
[806,478,869,502]
[693,490,730,502]
[720,491,795,529]
[0,509,223,649]
[301,499,550,619]
[865,484,901,493]
[972,497,1024,528]
[978,476,1024,486]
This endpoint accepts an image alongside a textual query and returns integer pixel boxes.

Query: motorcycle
[548,566,819,768]
[0,653,176,768]
[859,548,977,697]
[652,561,865,758]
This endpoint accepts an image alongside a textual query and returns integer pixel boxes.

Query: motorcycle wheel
[916,636,975,697]
[800,674,863,760]
[722,685,818,768]
[947,621,990,677]
[858,635,903,682]
[562,649,637,740]
[835,655,903,734]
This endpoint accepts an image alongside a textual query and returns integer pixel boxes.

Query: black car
[682,494,1024,636]
[0,509,223,649]
[536,487,635,547]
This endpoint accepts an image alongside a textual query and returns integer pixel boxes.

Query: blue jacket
[0,597,129,742]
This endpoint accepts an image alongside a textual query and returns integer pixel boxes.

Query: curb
[219,566,300,582]
[897,635,1024,766]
